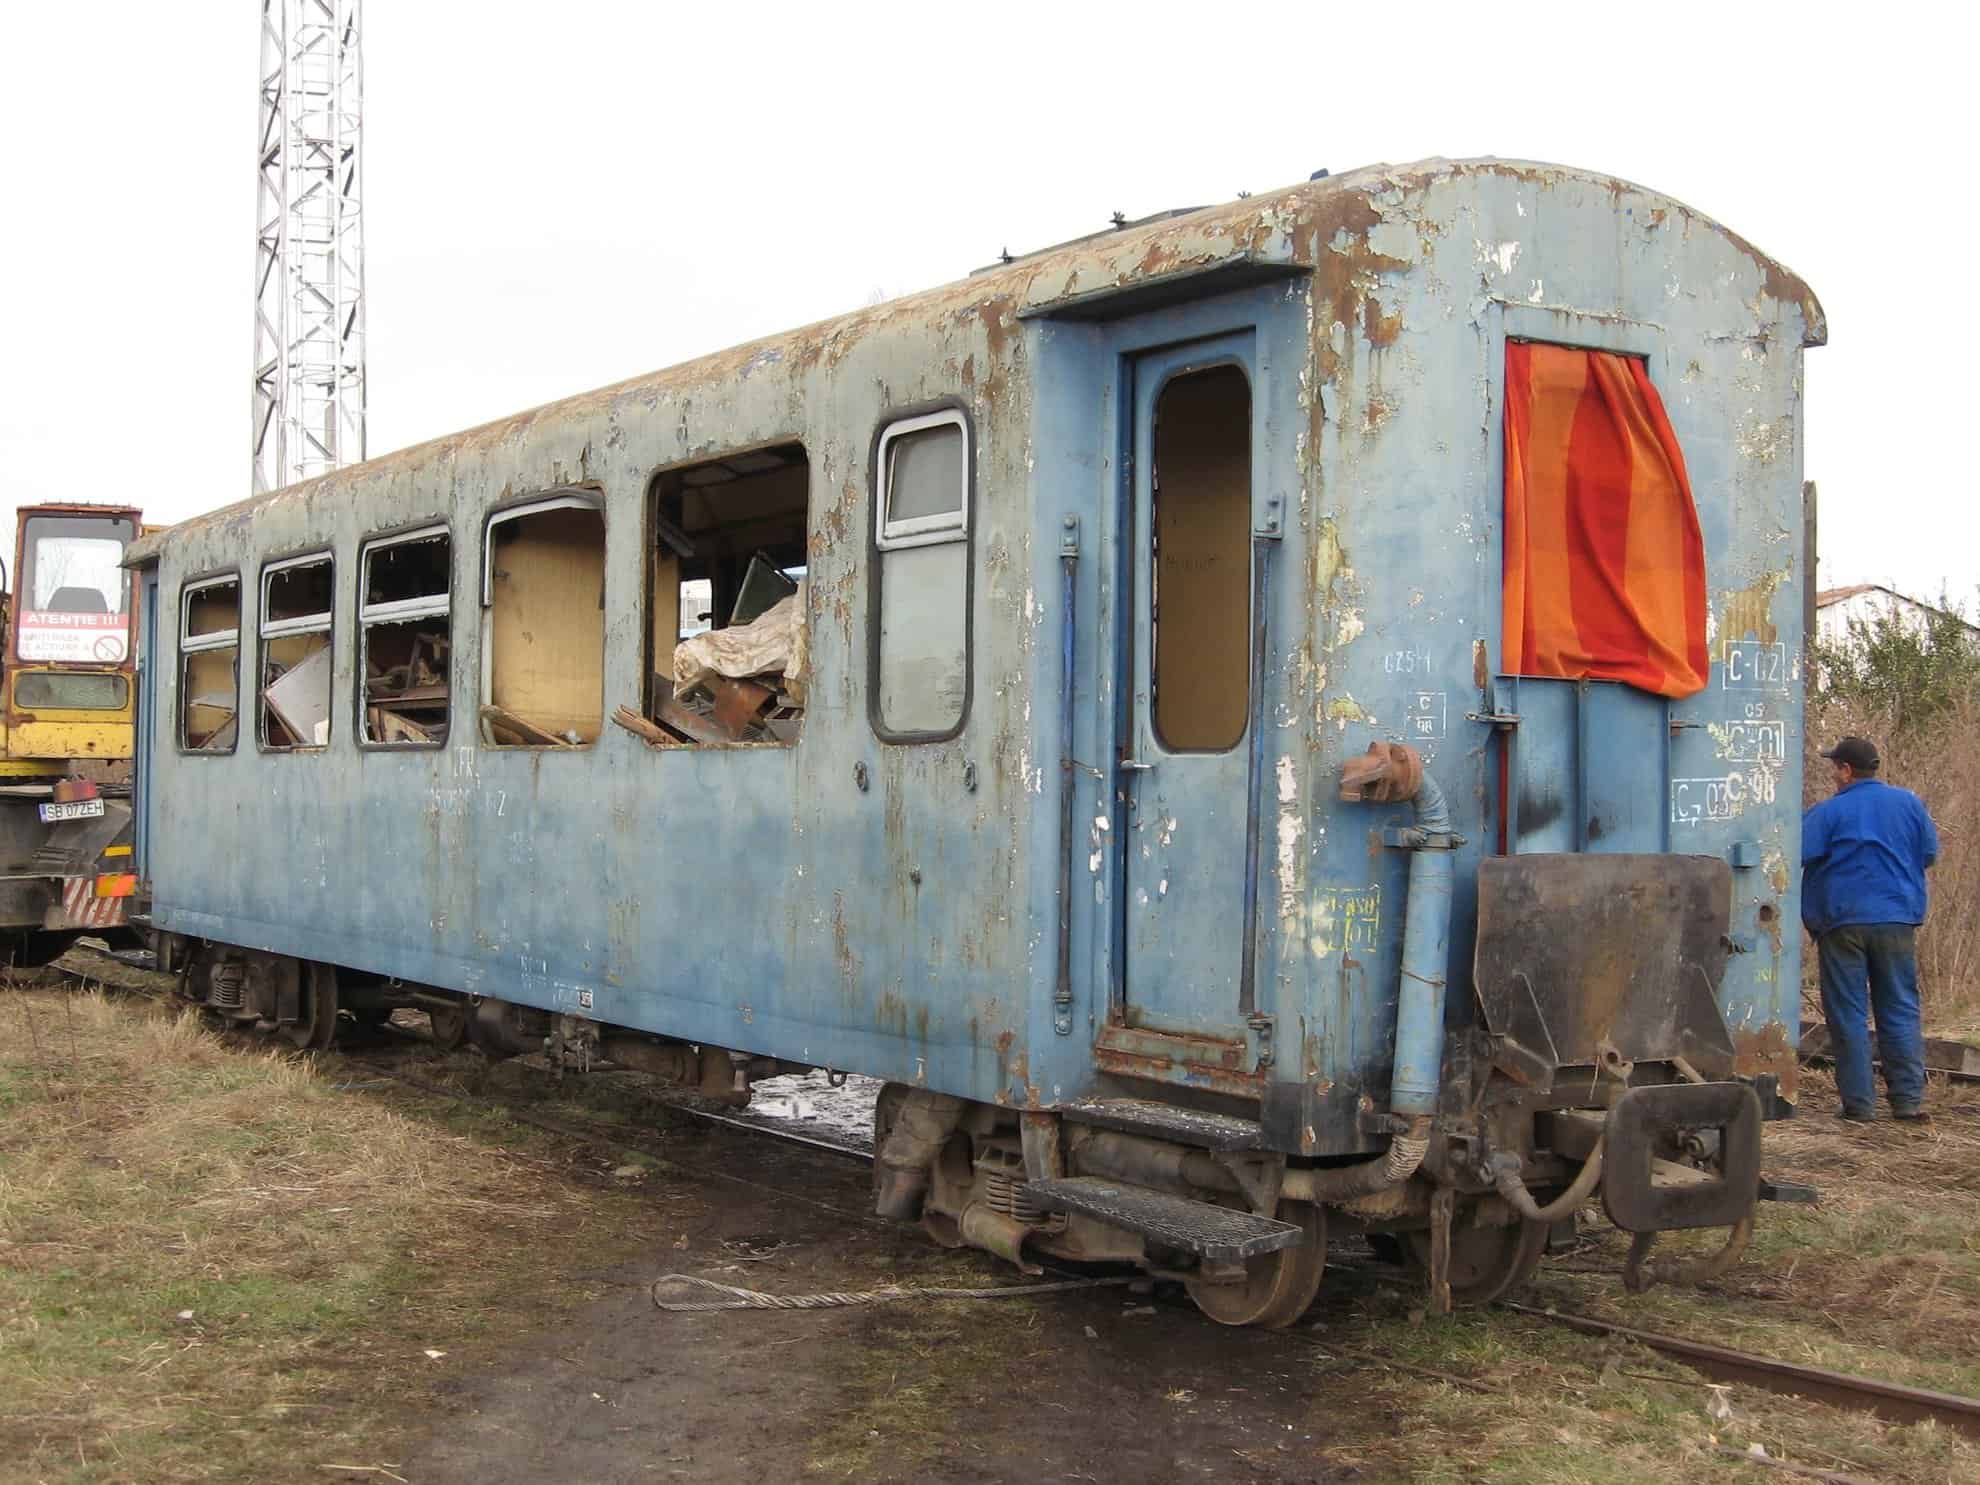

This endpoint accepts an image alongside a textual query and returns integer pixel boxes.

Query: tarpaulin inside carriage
[1501,341,1709,699]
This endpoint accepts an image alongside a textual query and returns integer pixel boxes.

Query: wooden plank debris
[480,704,575,748]
[367,707,433,745]
[1800,1022,1980,1084]
[709,675,775,739]
[611,705,684,748]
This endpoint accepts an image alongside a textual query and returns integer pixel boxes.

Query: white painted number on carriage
[1721,640,1787,691]
[1405,691,1445,742]
[1384,648,1432,675]
[1671,768,1778,825]
[1716,720,1785,764]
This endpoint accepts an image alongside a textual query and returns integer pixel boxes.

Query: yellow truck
[0,502,142,964]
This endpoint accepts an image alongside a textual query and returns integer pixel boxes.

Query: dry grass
[0,986,655,1484]
[1311,1067,1980,1483]
[1805,695,1980,1039]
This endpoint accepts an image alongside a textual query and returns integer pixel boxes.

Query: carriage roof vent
[971,205,1209,276]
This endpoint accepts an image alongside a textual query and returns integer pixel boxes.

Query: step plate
[1059,1098,1267,1151]
[1024,1176,1303,1264]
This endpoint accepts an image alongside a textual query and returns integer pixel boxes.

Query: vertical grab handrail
[1053,516,1080,1036]
[1237,496,1284,1018]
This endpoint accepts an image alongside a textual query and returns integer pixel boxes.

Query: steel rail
[1504,1303,1980,1441]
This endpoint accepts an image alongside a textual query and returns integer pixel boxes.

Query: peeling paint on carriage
[132,157,1818,1168]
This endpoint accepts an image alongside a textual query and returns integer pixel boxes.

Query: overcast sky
[2,5,1968,603]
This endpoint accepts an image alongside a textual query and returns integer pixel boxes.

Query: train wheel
[1186,1201,1326,1330]
[428,1002,469,1052]
[1406,1215,1548,1307]
[281,963,340,1052]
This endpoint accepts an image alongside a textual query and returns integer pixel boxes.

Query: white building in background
[1815,584,1980,648]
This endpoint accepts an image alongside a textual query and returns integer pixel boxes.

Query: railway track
[40,944,1980,1443]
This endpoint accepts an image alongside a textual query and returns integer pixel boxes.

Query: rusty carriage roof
[128,155,1824,566]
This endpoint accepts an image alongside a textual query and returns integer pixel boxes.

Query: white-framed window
[259,552,334,750]
[179,575,241,753]
[359,527,451,746]
[480,494,606,747]
[876,409,969,549]
[873,408,970,739]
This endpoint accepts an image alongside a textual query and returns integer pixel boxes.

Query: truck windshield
[16,514,137,663]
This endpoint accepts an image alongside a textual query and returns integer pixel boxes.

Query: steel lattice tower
[252,0,365,495]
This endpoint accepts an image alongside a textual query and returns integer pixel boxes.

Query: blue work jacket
[1801,778,1938,936]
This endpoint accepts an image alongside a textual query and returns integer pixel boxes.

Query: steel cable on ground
[650,1272,1139,1312]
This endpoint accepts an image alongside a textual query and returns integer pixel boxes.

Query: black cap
[1821,736,1880,773]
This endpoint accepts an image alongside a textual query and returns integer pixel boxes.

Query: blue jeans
[1816,923,1927,1115]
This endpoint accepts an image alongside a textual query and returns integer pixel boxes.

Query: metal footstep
[1024,1176,1303,1264]
[1058,1097,1267,1151]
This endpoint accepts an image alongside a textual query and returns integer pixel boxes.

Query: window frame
[12,669,131,712]
[875,408,971,550]
[177,569,242,756]
[257,548,335,753]
[1146,355,1255,756]
[355,523,452,752]
[479,488,607,751]
[867,400,975,746]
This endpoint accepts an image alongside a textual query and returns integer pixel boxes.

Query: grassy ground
[0,984,659,1484]
[1307,1064,1980,1484]
[7,977,1980,1484]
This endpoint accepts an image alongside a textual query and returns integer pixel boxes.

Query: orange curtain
[1502,341,1708,699]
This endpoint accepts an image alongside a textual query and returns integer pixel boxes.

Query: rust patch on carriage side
[1734,1021,1798,1100]
[1363,298,1404,348]
[1718,567,1787,659]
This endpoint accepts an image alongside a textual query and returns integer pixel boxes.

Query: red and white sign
[19,610,128,663]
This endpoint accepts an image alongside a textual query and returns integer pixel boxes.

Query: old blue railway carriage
[130,158,1822,1326]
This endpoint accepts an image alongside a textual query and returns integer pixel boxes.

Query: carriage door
[1119,334,1257,1037]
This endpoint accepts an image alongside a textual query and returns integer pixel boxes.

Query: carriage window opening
[875,411,968,740]
[634,443,808,748]
[260,554,333,749]
[1501,340,1708,698]
[360,529,450,746]
[481,498,605,747]
[1152,364,1251,752]
[180,577,241,753]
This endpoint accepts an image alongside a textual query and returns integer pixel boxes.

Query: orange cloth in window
[1502,341,1708,699]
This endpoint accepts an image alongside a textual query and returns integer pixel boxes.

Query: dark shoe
[1893,1108,1932,1123]
[1839,1108,1876,1124]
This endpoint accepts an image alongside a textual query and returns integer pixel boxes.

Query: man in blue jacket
[1802,735,1939,1123]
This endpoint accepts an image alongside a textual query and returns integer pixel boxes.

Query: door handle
[1119,759,1155,773]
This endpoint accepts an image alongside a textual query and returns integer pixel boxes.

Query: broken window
[180,576,240,752]
[1152,364,1251,752]
[627,443,807,748]
[360,528,451,746]
[480,495,605,747]
[874,410,968,740]
[259,553,333,749]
